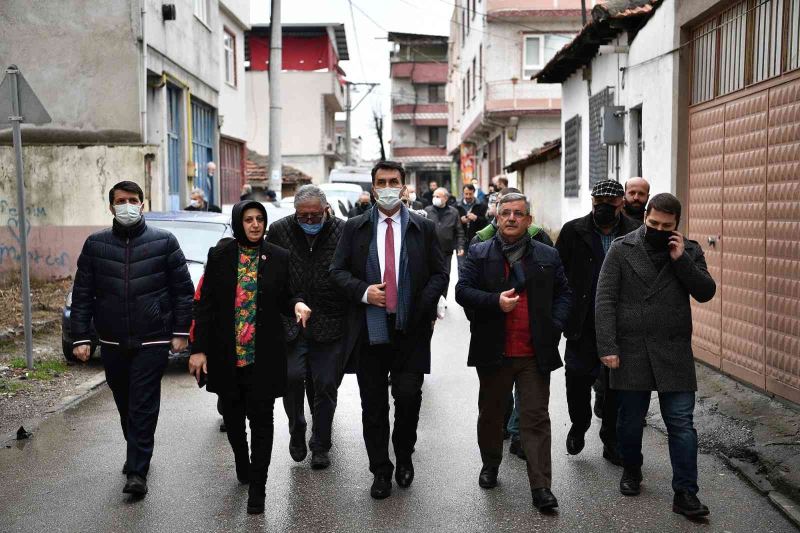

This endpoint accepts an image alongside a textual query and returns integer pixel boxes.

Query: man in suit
[457,184,488,268]
[555,180,641,465]
[330,160,449,500]
[596,193,715,518]
[456,192,572,512]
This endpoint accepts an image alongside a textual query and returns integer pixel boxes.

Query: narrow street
[0,274,795,532]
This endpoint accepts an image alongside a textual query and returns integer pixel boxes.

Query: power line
[347,0,367,79]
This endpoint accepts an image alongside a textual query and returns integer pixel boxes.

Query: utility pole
[345,82,351,166]
[268,0,282,198]
[344,81,379,168]
[581,0,587,26]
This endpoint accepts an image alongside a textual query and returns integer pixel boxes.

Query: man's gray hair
[190,187,206,199]
[293,184,328,208]
[497,192,530,215]
[434,187,449,197]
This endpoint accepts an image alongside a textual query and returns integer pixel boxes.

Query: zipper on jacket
[124,237,131,341]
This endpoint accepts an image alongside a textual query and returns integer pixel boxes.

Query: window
[472,0,476,19]
[466,68,471,105]
[462,77,466,112]
[589,87,614,187]
[629,107,643,177]
[488,135,503,178]
[429,127,446,146]
[194,0,209,24]
[429,84,445,103]
[472,57,477,99]
[461,8,466,45]
[478,44,483,92]
[564,115,581,198]
[466,2,470,34]
[223,29,236,87]
[523,35,543,78]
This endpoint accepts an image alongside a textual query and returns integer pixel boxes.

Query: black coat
[424,205,465,254]
[71,219,194,349]
[555,212,641,340]
[185,203,222,213]
[192,240,298,399]
[455,237,572,374]
[457,201,489,245]
[329,207,449,375]
[266,214,346,343]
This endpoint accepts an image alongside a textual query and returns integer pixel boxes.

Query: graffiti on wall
[0,200,70,268]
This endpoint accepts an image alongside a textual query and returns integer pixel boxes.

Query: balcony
[486,0,586,17]
[392,102,448,126]
[485,80,561,116]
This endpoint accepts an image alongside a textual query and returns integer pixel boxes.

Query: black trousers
[219,364,275,483]
[565,364,618,449]
[282,334,341,452]
[101,344,169,478]
[356,337,424,477]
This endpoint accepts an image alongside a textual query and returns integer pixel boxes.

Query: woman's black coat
[192,239,299,399]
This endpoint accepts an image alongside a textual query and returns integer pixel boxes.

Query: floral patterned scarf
[234,245,259,367]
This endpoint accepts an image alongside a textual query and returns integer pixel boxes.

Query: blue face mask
[299,221,323,235]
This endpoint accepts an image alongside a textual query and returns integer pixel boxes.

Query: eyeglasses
[296,213,324,224]
[498,209,528,219]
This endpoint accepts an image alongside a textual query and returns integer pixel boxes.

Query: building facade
[446,0,583,199]
[244,23,348,184]
[0,0,245,278]
[388,32,451,193]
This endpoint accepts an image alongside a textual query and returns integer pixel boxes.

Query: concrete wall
[0,144,160,279]
[521,157,561,234]
[245,70,339,182]
[219,3,249,142]
[559,0,678,225]
[0,0,141,143]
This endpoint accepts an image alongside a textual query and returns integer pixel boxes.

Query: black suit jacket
[192,240,299,399]
[456,237,572,374]
[457,201,489,244]
[329,207,449,375]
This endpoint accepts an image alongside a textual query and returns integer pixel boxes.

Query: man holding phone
[455,192,571,512]
[595,193,716,518]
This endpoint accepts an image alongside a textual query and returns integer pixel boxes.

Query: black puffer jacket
[266,214,346,343]
[71,218,194,349]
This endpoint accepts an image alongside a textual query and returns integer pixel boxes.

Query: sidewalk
[647,362,800,523]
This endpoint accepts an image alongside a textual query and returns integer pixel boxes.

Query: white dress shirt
[361,209,402,304]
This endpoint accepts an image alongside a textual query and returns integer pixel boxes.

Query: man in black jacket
[330,160,448,500]
[71,181,194,497]
[457,184,488,266]
[266,185,346,470]
[348,191,372,218]
[456,192,571,512]
[425,187,464,298]
[555,179,642,465]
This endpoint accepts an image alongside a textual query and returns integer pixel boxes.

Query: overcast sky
[251,0,452,164]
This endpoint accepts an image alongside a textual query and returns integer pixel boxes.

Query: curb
[1,369,107,447]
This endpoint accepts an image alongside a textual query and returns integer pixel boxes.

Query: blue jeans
[617,390,698,495]
[506,386,521,437]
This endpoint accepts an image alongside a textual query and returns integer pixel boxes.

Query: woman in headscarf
[189,200,311,515]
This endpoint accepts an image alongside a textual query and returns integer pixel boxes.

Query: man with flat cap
[555,179,641,464]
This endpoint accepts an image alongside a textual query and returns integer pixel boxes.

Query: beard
[624,203,645,218]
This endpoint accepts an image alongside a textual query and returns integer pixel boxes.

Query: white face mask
[375,187,402,210]
[432,197,444,208]
[114,203,142,226]
[189,199,201,208]
[409,192,417,202]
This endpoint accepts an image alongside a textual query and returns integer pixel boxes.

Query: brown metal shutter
[766,78,800,401]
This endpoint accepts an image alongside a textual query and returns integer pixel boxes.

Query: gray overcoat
[594,225,716,392]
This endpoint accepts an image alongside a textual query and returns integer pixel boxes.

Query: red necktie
[384,218,398,313]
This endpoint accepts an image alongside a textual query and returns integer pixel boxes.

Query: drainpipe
[140,0,148,144]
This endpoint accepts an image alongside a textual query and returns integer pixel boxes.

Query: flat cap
[591,179,624,197]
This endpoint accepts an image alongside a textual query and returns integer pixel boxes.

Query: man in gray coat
[424,187,465,297]
[595,193,716,519]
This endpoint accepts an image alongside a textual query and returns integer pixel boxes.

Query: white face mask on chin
[114,203,142,226]
[375,187,402,210]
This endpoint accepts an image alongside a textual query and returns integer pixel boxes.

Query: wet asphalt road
[0,273,797,532]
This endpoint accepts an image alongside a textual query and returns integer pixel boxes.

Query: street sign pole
[8,69,34,370]
[1,65,52,370]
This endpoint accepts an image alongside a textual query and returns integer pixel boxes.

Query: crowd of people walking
[70,160,715,519]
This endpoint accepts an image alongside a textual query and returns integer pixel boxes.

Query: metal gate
[192,99,216,204]
[167,85,182,211]
[688,0,800,403]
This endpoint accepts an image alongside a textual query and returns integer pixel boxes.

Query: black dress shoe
[509,437,527,460]
[566,426,586,455]
[289,432,307,462]
[602,445,622,466]
[395,463,414,488]
[370,474,392,499]
[310,451,331,470]
[619,467,643,496]
[673,491,710,518]
[122,473,148,496]
[531,488,558,511]
[478,465,498,489]
[247,478,266,514]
